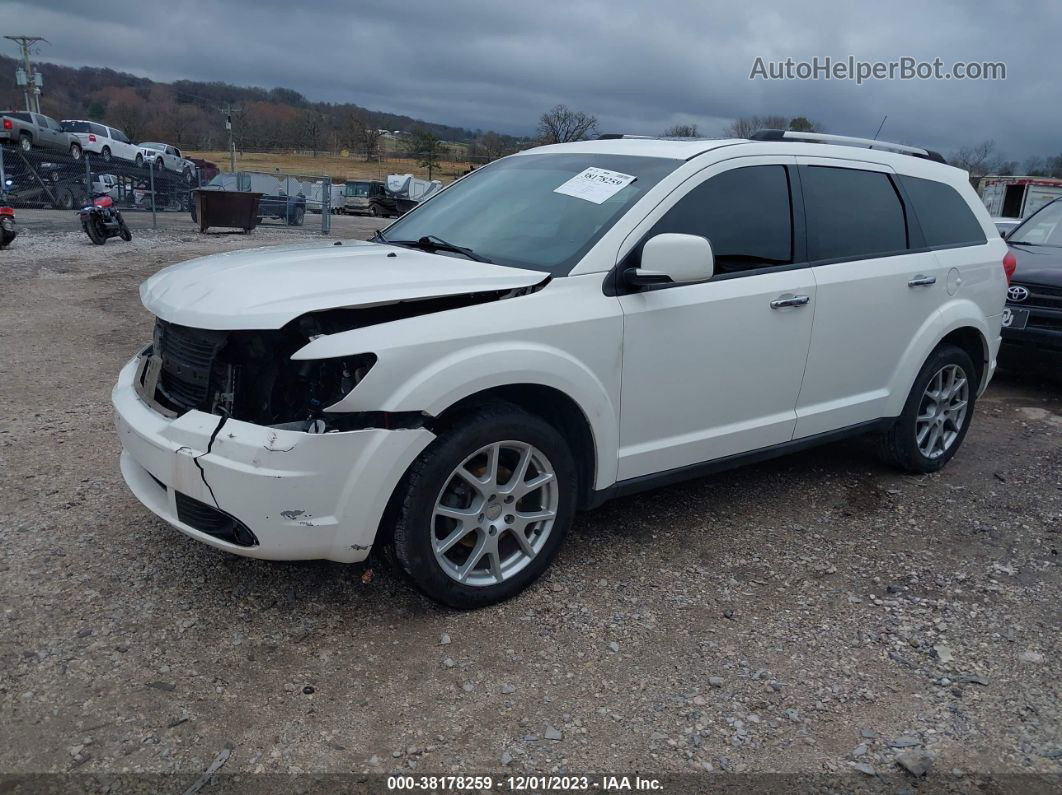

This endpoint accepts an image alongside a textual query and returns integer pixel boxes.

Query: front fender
[884,299,997,417]
[357,342,619,490]
[291,277,623,490]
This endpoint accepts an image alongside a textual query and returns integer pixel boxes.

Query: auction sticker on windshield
[554,167,636,204]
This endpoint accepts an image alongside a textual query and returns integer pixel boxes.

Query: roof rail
[596,133,657,140]
[749,129,946,164]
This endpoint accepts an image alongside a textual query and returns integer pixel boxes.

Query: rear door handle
[770,294,810,309]
[908,275,937,287]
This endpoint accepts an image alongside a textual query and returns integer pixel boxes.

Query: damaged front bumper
[112,353,435,563]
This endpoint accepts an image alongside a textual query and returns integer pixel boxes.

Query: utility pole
[220,103,240,173]
[5,36,47,114]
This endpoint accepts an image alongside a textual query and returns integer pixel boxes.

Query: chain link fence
[0,139,337,235]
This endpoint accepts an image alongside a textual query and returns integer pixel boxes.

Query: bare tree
[662,123,698,137]
[1022,155,1048,176]
[108,101,149,141]
[721,115,789,139]
[349,114,383,161]
[536,104,598,144]
[948,140,1004,183]
[721,115,822,138]
[301,110,325,157]
[477,130,506,162]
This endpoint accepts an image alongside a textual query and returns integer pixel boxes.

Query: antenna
[872,115,888,141]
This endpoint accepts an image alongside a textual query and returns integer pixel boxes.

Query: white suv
[113,131,1007,608]
[61,120,143,165]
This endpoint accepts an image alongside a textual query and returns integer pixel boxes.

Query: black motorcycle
[79,192,132,245]
[0,205,16,249]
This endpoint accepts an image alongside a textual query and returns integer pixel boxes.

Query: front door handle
[908,274,937,287]
[770,294,810,309]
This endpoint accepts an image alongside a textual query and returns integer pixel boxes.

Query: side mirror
[626,233,715,287]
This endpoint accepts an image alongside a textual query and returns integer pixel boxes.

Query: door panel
[616,157,816,481]
[618,271,816,479]
[792,157,947,438]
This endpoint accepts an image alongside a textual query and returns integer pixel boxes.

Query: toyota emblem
[1007,285,1029,303]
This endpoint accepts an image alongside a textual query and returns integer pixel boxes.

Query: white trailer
[980,176,1062,219]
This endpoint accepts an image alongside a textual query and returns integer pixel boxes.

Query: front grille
[175,492,258,547]
[1029,313,1062,331]
[1011,282,1062,310]
[155,319,228,413]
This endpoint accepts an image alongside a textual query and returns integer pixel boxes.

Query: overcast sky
[5,0,1059,160]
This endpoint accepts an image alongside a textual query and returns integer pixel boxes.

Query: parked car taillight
[88,134,96,142]
[2,119,11,130]
[1003,251,1017,284]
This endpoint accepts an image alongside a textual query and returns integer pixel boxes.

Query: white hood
[140,239,546,330]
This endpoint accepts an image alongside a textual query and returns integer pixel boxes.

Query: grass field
[184,149,477,184]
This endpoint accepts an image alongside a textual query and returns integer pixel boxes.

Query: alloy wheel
[431,441,558,587]
[915,364,969,459]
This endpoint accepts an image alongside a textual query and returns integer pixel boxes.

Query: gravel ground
[0,221,1059,792]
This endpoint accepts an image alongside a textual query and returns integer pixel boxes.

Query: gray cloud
[4,0,1059,159]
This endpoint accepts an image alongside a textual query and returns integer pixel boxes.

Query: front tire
[70,143,82,160]
[390,402,577,609]
[878,343,977,473]
[135,153,144,168]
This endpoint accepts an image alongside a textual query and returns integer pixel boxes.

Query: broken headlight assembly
[148,316,378,430]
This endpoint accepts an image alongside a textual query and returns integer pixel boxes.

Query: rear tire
[390,402,577,609]
[101,146,111,162]
[878,343,977,473]
[84,216,107,245]
[18,133,31,152]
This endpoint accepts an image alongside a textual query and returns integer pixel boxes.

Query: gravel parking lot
[0,214,1060,791]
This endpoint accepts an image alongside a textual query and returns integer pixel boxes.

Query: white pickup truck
[138,142,197,183]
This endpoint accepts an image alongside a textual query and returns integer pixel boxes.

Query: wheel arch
[884,302,993,417]
[433,383,598,509]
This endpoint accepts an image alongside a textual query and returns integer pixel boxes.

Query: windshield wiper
[384,234,492,263]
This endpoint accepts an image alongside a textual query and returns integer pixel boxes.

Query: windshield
[345,182,371,197]
[382,153,679,275]
[1009,200,1062,247]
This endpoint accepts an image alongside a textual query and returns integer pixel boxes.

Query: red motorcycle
[79,192,131,245]
[0,205,16,249]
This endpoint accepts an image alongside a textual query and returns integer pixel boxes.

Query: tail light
[88,134,96,142]
[1002,251,1017,284]
[0,206,14,216]
[2,118,11,130]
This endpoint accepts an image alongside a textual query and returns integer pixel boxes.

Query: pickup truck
[139,142,197,183]
[1,111,83,159]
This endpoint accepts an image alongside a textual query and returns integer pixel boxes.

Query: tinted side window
[109,128,130,143]
[650,165,792,273]
[91,123,108,136]
[900,175,986,248]
[802,166,907,261]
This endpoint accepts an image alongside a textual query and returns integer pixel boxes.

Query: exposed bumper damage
[113,356,435,562]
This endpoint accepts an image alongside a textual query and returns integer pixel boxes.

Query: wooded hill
[0,55,524,154]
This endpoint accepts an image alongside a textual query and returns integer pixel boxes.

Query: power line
[4,36,47,114]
